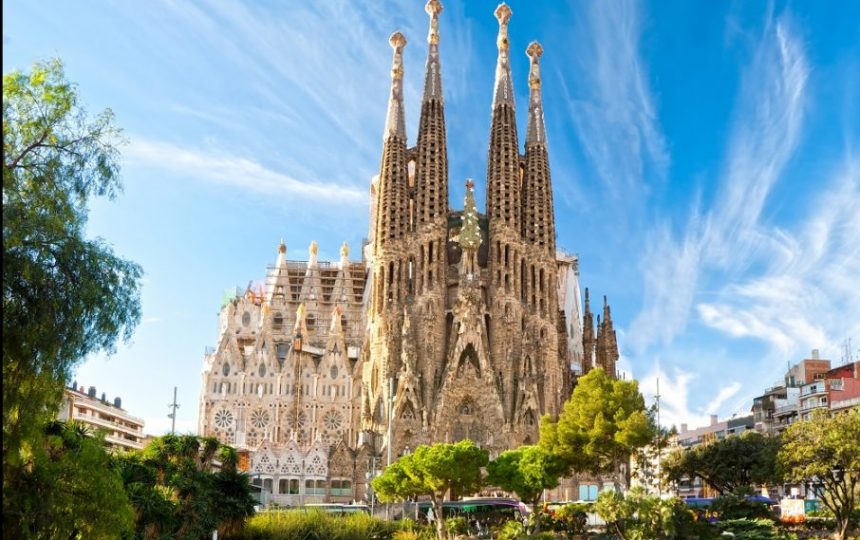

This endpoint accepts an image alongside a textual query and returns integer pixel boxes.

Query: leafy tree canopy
[3,58,141,470]
[662,430,781,496]
[778,409,860,540]
[540,367,654,488]
[119,434,255,540]
[4,421,135,539]
[487,445,566,532]
[3,58,142,537]
[372,440,489,540]
[487,445,565,506]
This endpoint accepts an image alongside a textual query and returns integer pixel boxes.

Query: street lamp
[360,430,384,517]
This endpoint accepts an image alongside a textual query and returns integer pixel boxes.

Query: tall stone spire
[525,41,546,145]
[522,41,555,253]
[383,32,407,142]
[600,296,619,378]
[423,0,444,103]
[581,288,595,373]
[374,32,410,253]
[415,0,449,229]
[486,3,521,230]
[491,3,515,108]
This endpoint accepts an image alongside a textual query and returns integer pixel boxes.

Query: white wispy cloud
[125,137,366,203]
[630,11,810,353]
[559,0,669,203]
[697,158,860,367]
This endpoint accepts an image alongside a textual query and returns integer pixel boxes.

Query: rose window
[213,409,234,429]
[288,411,308,429]
[323,410,343,431]
[250,409,269,429]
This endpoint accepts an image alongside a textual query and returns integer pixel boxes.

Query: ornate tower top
[525,41,546,144]
[422,0,444,103]
[384,32,407,141]
[459,179,482,252]
[426,0,442,44]
[278,239,287,254]
[492,3,515,108]
[340,241,349,259]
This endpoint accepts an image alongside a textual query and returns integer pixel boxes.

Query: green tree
[486,445,566,532]
[540,367,654,489]
[372,440,489,540]
[118,434,255,540]
[779,409,860,540]
[2,58,140,469]
[3,58,142,535]
[4,420,135,539]
[593,487,696,540]
[663,430,781,496]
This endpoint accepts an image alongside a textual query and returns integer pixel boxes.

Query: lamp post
[386,375,395,520]
[361,430,383,517]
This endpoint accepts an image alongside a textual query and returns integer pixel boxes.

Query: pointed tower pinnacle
[459,179,482,252]
[522,40,555,250]
[276,239,287,267]
[415,0,449,230]
[423,0,444,102]
[492,3,514,108]
[525,41,546,145]
[383,32,407,141]
[581,288,595,373]
[374,31,410,251]
[486,2,521,231]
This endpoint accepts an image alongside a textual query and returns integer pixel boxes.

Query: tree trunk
[532,496,543,533]
[432,497,447,540]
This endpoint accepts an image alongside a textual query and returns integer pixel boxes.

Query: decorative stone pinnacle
[340,241,349,259]
[466,178,474,190]
[426,0,442,44]
[389,32,406,80]
[527,41,543,90]
[495,3,511,51]
[278,239,286,254]
[309,240,319,257]
[527,41,543,60]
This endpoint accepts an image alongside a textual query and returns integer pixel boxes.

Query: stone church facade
[198,1,619,506]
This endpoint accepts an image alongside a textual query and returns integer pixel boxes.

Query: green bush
[444,515,469,536]
[496,519,526,540]
[710,492,773,521]
[715,518,792,540]
[545,502,590,536]
[243,509,401,540]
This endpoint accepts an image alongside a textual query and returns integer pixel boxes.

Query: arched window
[222,362,230,376]
[273,313,283,329]
[306,315,316,331]
[458,400,475,416]
[242,312,251,327]
[258,363,267,377]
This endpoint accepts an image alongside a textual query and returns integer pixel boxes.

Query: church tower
[411,0,450,425]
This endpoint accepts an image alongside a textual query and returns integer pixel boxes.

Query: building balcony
[72,411,144,438]
[105,433,145,450]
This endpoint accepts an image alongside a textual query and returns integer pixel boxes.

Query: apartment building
[58,383,146,452]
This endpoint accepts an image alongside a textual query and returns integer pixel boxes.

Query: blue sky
[4,0,859,434]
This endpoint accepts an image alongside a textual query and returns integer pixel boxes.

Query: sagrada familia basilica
[198,1,619,505]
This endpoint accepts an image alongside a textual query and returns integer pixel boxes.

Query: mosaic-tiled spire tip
[383,31,407,140]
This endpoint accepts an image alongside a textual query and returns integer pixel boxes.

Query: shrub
[497,519,525,540]
[445,515,469,536]
[711,492,773,521]
[546,502,590,536]
[244,509,400,540]
[715,518,791,540]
